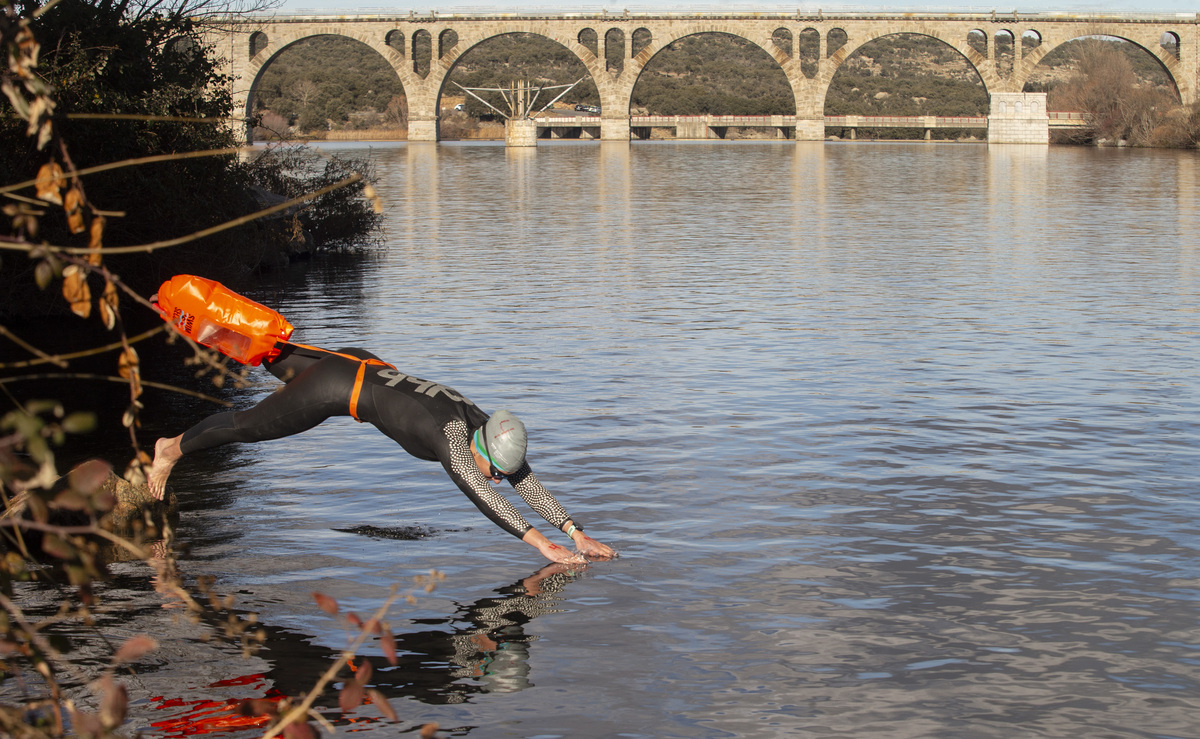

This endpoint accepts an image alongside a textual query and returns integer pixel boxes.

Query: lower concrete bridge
[531,109,1089,141]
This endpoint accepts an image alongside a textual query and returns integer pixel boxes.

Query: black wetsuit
[180,344,575,539]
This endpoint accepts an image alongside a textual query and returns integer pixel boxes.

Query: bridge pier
[987,92,1049,145]
[409,117,439,143]
[676,117,710,139]
[506,119,538,147]
[601,117,631,141]
[795,118,824,142]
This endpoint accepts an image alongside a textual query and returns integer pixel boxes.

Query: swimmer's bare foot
[148,435,183,501]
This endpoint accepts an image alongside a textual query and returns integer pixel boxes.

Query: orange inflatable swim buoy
[152,274,294,366]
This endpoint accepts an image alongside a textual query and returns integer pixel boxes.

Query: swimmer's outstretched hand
[572,531,616,561]
[525,529,589,565]
[540,540,589,565]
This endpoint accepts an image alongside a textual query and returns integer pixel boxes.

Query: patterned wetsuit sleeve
[507,466,572,531]
[443,420,534,539]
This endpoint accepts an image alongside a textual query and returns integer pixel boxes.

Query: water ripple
[34,142,1200,738]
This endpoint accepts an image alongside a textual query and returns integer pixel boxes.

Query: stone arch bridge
[202,11,1200,142]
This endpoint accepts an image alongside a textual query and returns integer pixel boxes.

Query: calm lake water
[17,141,1200,737]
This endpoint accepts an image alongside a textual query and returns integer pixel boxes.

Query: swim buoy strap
[349,361,369,422]
[282,342,395,423]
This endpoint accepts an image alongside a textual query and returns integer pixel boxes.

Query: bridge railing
[531,113,1089,130]
[535,114,992,129]
[824,115,986,128]
[251,10,1200,22]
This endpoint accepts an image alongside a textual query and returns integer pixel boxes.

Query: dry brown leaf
[312,592,338,616]
[89,213,105,249]
[99,296,116,330]
[34,258,53,289]
[14,28,39,71]
[282,722,317,739]
[118,346,143,399]
[1,79,28,119]
[338,682,364,713]
[53,488,89,511]
[100,280,119,330]
[67,709,104,736]
[123,451,151,486]
[62,264,91,318]
[113,634,158,664]
[35,161,64,205]
[69,459,112,494]
[121,400,144,428]
[97,674,128,728]
[354,659,373,686]
[64,184,85,233]
[380,630,398,666]
[41,533,74,559]
[88,214,106,265]
[419,722,441,739]
[367,690,398,721]
[36,116,52,150]
[117,345,139,379]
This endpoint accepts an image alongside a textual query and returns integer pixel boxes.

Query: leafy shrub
[240,146,383,251]
[1047,38,1190,146]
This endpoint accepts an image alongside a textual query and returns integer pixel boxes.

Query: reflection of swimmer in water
[442,562,581,695]
[146,564,587,734]
[251,563,588,705]
[146,343,614,564]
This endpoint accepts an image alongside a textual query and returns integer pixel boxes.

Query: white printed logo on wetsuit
[376,369,468,402]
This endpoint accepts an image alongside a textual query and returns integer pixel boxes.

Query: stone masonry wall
[988,92,1049,144]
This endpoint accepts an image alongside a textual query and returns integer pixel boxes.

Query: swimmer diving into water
[147,343,614,565]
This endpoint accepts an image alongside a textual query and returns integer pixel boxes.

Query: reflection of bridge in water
[531,111,1091,140]
[205,11,1196,144]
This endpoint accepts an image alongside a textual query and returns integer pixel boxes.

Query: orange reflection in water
[146,671,383,736]
[148,674,281,736]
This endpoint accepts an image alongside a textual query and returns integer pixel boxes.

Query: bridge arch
[817,27,997,103]
[819,31,990,123]
[1018,31,1186,103]
[442,25,615,131]
[242,29,414,141]
[437,30,604,116]
[624,28,801,118]
[244,33,410,141]
[612,25,802,121]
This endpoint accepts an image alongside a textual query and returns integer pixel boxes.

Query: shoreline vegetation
[254,33,1199,149]
[1,1,423,735]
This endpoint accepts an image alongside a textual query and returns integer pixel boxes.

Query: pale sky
[269,0,1200,17]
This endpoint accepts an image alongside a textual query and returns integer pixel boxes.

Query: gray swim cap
[477,410,527,474]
